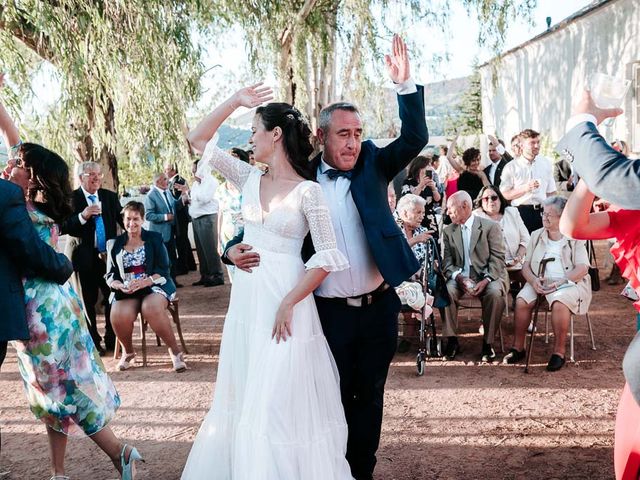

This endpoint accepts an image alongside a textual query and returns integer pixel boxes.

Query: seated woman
[106,201,187,372]
[395,193,433,352]
[474,185,530,274]
[503,196,592,371]
[456,147,489,202]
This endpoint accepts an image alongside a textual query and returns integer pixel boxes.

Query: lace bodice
[201,139,348,271]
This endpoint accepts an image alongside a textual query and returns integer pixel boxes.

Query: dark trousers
[0,341,7,368]
[517,204,543,233]
[78,252,114,349]
[175,209,196,273]
[315,288,401,480]
[192,213,223,281]
[164,236,178,281]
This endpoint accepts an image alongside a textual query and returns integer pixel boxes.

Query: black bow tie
[325,168,353,180]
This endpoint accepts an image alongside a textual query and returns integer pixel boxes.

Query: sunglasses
[481,195,499,202]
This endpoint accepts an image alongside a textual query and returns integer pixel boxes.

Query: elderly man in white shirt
[189,159,224,287]
[500,129,557,232]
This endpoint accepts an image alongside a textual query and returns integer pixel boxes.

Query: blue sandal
[120,444,144,480]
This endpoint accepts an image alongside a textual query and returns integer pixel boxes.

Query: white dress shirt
[189,172,219,219]
[315,160,384,298]
[313,78,417,298]
[499,155,556,206]
[154,185,175,221]
[452,214,475,280]
[486,161,498,184]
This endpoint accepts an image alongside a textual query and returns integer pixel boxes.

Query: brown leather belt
[319,282,391,308]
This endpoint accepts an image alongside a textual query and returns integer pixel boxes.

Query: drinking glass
[589,73,631,109]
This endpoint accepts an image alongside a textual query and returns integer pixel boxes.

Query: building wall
[480,0,640,153]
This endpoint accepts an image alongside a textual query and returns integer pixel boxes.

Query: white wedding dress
[181,139,353,480]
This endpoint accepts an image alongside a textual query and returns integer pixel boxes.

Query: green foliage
[0,0,213,188]
[447,66,483,135]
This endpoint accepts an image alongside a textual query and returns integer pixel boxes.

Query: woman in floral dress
[2,84,142,478]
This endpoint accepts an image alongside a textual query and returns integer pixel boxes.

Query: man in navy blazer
[0,179,73,368]
[224,35,427,480]
[62,161,124,354]
[145,172,183,285]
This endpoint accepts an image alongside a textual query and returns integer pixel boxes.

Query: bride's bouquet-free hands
[272,300,294,344]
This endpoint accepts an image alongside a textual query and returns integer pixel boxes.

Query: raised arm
[188,84,273,189]
[188,83,273,154]
[0,74,21,161]
[555,89,640,209]
[446,135,465,174]
[378,34,428,179]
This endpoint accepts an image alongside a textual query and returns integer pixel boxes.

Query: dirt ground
[0,241,635,479]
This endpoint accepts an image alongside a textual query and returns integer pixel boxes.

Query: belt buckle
[346,297,362,307]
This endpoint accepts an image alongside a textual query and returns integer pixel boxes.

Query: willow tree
[0,1,211,191]
[206,0,536,135]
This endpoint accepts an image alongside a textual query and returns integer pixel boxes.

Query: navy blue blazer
[0,180,73,342]
[226,86,428,288]
[105,229,176,301]
[556,121,640,209]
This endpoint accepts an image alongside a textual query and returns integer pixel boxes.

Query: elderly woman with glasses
[474,185,529,271]
[394,193,433,352]
[503,196,592,371]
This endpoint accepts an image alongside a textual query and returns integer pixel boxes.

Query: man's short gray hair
[153,172,165,183]
[318,102,360,132]
[396,193,426,215]
[543,195,567,215]
[77,161,101,177]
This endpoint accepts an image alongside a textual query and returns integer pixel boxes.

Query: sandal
[117,352,137,371]
[120,444,144,480]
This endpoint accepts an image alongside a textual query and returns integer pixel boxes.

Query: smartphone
[425,170,433,179]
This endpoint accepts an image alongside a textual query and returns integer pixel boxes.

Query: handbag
[425,237,451,308]
[586,240,600,292]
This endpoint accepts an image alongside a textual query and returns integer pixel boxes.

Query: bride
[181,84,353,479]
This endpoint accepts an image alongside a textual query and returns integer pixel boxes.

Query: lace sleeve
[301,183,349,272]
[200,136,255,190]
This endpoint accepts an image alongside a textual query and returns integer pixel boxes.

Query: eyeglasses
[482,195,499,202]
[82,172,104,179]
[541,212,558,219]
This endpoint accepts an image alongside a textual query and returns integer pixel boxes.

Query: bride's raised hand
[232,82,274,109]
[271,301,293,344]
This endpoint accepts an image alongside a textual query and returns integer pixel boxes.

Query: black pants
[78,252,115,349]
[175,209,196,273]
[315,288,401,480]
[517,204,543,233]
[0,341,7,368]
[164,237,179,281]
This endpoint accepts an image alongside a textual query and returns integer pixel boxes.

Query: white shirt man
[500,129,556,232]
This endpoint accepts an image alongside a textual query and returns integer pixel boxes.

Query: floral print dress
[12,206,120,436]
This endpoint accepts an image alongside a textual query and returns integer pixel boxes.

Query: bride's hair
[18,143,74,223]
[255,103,315,180]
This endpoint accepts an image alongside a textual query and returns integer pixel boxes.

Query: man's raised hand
[573,89,622,126]
[384,34,410,84]
[232,82,274,110]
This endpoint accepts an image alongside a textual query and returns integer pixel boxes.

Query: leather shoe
[192,279,206,286]
[546,353,566,372]
[204,278,224,287]
[502,348,526,364]
[444,336,459,360]
[95,344,106,357]
[481,342,496,363]
[175,282,184,288]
